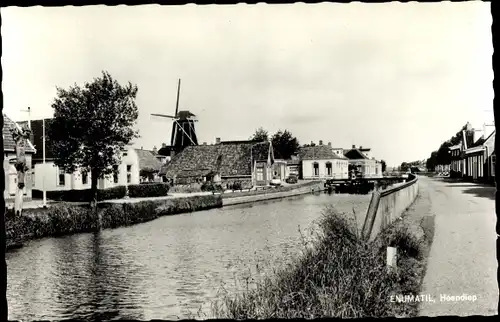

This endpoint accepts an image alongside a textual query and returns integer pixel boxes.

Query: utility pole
[42,118,47,207]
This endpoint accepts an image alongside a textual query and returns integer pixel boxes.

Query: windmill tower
[152,79,199,154]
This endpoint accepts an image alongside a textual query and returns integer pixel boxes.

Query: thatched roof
[135,149,163,171]
[159,141,273,178]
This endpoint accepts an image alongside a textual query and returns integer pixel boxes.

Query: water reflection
[8,193,371,321]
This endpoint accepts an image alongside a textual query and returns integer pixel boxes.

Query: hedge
[32,186,127,202]
[127,183,170,198]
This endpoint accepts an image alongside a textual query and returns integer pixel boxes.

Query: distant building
[299,142,349,180]
[3,114,36,201]
[135,148,164,182]
[343,145,382,178]
[463,123,495,183]
[159,139,275,188]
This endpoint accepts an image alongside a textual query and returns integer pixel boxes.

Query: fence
[361,173,419,241]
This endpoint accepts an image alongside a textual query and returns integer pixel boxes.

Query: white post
[42,118,47,206]
[387,246,398,273]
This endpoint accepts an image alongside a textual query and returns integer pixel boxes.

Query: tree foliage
[380,160,387,173]
[250,127,269,142]
[271,129,300,159]
[48,71,139,205]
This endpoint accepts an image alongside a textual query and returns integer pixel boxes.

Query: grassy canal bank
[211,193,434,319]
[6,194,223,250]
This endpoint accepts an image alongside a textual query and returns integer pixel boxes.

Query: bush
[201,181,225,192]
[127,183,170,198]
[169,183,203,193]
[32,186,127,202]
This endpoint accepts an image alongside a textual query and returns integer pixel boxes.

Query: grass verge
[211,200,434,318]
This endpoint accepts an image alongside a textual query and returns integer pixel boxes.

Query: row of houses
[3,115,169,201]
[3,113,384,200]
[448,122,495,184]
[158,138,383,187]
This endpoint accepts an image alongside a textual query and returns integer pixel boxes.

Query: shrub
[169,183,203,193]
[32,186,127,202]
[201,181,224,193]
[127,183,170,198]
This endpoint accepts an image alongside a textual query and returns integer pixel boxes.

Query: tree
[380,160,387,173]
[271,129,300,159]
[49,71,139,211]
[10,124,32,215]
[250,127,269,142]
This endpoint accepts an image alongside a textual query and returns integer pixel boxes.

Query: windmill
[151,79,199,154]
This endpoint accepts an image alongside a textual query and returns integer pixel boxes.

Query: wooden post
[361,190,381,241]
[387,246,398,273]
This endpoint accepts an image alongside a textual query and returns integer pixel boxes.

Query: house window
[82,172,88,185]
[58,167,65,186]
[113,165,119,183]
[127,165,132,183]
[326,162,332,176]
[256,166,264,181]
[313,162,319,176]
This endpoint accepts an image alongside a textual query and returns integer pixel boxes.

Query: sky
[1,2,493,167]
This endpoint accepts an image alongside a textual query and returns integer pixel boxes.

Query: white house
[33,146,141,191]
[299,143,349,180]
[27,118,147,192]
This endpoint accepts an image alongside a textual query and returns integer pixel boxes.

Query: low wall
[362,173,419,241]
[223,182,324,206]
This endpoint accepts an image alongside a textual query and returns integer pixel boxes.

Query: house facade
[446,122,495,183]
[299,144,349,180]
[343,146,382,178]
[463,125,495,183]
[3,114,36,201]
[27,118,142,192]
[159,139,275,188]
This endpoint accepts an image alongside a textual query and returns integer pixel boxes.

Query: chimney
[311,141,314,145]
[203,142,207,145]
[216,137,221,145]
[359,146,363,149]
[319,140,323,146]
[162,143,167,148]
[352,144,356,149]
[141,146,143,150]
[328,142,331,147]
[153,146,157,154]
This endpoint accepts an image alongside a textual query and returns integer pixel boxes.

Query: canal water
[7,192,371,321]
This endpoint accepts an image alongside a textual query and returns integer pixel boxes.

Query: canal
[6,192,371,321]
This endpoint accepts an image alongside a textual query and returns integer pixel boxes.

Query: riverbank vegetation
[211,205,432,318]
[6,194,222,250]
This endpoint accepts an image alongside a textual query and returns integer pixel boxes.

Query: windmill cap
[177,110,196,119]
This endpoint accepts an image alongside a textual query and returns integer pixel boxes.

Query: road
[416,176,498,316]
